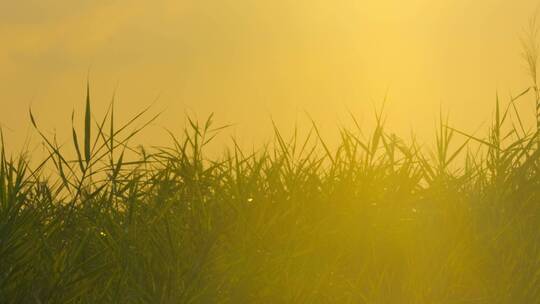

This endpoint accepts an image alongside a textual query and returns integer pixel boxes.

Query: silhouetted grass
[5,22,540,302]
[2,78,540,303]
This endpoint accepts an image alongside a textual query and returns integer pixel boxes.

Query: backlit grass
[2,83,540,303]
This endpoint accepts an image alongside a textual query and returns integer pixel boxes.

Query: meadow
[1,87,539,303]
[3,52,540,302]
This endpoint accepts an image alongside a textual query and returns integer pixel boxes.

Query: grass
[4,34,540,302]
[1,85,540,303]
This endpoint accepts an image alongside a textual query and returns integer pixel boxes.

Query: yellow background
[1,0,539,152]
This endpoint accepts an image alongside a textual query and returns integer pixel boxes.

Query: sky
[1,0,540,153]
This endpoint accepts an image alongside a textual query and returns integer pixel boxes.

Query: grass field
[2,81,540,303]
[6,28,540,301]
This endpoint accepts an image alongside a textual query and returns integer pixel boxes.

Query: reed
[1,78,540,302]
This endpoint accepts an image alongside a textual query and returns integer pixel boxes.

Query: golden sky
[1,0,539,152]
